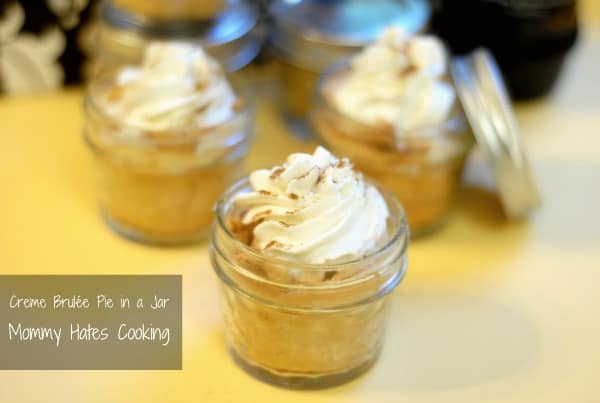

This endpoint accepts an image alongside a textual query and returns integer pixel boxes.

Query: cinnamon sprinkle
[295,167,317,181]
[264,240,282,249]
[270,167,285,179]
[401,65,418,76]
[256,209,272,217]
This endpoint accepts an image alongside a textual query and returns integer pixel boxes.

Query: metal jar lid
[97,0,262,71]
[451,49,542,219]
[269,0,430,72]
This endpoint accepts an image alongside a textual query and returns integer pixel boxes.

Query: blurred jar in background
[431,0,578,99]
[0,0,96,95]
[268,0,430,138]
[88,0,262,78]
[310,29,473,236]
[84,43,254,245]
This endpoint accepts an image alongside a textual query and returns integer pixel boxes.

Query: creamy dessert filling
[326,27,456,140]
[232,147,389,265]
[101,42,237,132]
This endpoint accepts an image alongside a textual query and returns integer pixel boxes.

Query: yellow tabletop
[1,7,600,403]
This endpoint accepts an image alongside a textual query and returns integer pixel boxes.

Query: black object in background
[431,0,578,99]
[0,0,97,94]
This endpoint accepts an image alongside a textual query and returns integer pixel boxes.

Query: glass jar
[83,77,254,245]
[269,0,430,138]
[89,1,262,78]
[210,178,409,388]
[310,63,473,237]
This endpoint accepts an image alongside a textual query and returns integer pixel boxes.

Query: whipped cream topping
[103,42,237,131]
[328,27,455,136]
[233,147,389,265]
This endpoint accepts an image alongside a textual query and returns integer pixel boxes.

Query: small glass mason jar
[269,0,430,138]
[210,178,409,388]
[83,78,254,245]
[310,65,473,237]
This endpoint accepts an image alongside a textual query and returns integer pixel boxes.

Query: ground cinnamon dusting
[264,240,283,249]
[270,167,285,179]
[401,65,418,76]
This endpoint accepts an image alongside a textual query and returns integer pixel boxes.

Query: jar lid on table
[451,49,542,219]
[96,0,262,72]
[269,0,430,72]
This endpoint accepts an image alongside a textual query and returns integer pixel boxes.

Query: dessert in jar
[268,0,430,138]
[311,27,473,236]
[211,147,409,388]
[84,43,253,245]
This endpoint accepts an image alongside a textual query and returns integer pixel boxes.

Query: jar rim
[213,176,410,275]
[268,0,429,72]
[101,1,260,45]
[269,0,430,49]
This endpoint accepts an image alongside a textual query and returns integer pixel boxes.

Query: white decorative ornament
[46,0,89,29]
[0,3,65,95]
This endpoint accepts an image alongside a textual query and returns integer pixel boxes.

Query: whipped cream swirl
[233,147,389,264]
[328,27,455,135]
[103,42,237,131]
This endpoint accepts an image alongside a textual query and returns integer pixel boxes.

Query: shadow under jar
[84,78,253,245]
[210,178,409,388]
[311,67,473,237]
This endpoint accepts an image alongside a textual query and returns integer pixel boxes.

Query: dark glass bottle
[431,0,578,99]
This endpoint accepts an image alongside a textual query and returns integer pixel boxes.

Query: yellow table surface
[1,6,600,403]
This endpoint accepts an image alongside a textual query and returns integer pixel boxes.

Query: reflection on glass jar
[278,61,320,122]
[211,178,409,388]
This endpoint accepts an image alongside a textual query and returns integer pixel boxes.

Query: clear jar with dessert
[269,0,430,138]
[84,43,253,245]
[211,147,409,388]
[87,1,262,80]
[311,28,473,236]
